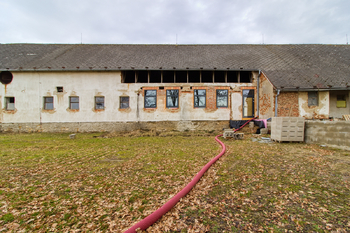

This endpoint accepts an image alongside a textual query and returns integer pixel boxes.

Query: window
[308,92,318,106]
[337,95,346,108]
[216,90,228,107]
[95,96,105,109]
[56,86,63,92]
[242,90,254,118]
[166,90,179,108]
[144,90,157,108]
[120,96,129,109]
[5,97,15,110]
[44,97,54,110]
[194,89,206,108]
[0,71,13,84]
[69,97,79,110]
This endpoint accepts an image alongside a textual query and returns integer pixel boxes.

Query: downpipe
[124,135,226,232]
[275,89,280,117]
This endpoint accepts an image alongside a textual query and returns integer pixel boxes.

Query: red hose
[234,116,258,132]
[123,134,226,232]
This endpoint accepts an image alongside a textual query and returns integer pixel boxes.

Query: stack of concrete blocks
[271,117,305,142]
[223,129,244,139]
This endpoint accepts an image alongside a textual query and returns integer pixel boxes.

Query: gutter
[257,70,261,118]
[275,89,280,117]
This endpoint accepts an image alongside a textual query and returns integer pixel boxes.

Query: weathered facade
[1,44,349,132]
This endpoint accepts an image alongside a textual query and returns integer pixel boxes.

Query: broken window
[44,97,54,110]
[308,92,318,106]
[240,71,251,83]
[5,97,15,110]
[69,96,79,110]
[217,90,228,107]
[166,90,179,108]
[242,90,254,118]
[95,96,105,110]
[194,89,206,108]
[120,96,130,109]
[144,90,157,108]
[336,95,346,108]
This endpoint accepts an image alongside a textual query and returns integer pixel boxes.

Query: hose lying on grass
[124,134,226,232]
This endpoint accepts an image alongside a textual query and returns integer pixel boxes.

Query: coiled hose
[124,134,226,232]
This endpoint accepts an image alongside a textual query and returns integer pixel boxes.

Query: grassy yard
[0,133,349,232]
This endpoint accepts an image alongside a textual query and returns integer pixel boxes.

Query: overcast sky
[0,0,349,44]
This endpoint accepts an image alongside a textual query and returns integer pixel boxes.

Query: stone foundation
[0,121,229,133]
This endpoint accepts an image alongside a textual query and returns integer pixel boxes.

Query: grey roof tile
[1,44,350,89]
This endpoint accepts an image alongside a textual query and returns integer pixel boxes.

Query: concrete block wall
[0,120,229,133]
[305,120,350,148]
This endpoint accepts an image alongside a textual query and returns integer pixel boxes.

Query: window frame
[216,89,228,108]
[5,97,15,110]
[69,96,79,110]
[44,97,54,110]
[166,89,179,108]
[308,92,318,106]
[95,96,105,110]
[120,96,130,109]
[144,90,157,108]
[242,89,255,118]
[194,89,206,108]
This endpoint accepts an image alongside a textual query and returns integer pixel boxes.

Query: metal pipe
[257,70,261,118]
[275,89,280,117]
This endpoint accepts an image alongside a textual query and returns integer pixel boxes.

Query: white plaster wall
[299,91,330,119]
[1,71,257,123]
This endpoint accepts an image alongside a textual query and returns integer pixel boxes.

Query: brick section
[277,92,299,117]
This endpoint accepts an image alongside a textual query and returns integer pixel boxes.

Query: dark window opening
[214,71,226,83]
[44,97,54,110]
[202,71,213,83]
[150,71,161,83]
[188,71,200,83]
[227,71,238,83]
[144,90,157,108]
[163,71,174,83]
[194,89,206,108]
[0,71,13,85]
[56,86,63,92]
[120,96,130,109]
[137,71,148,83]
[166,90,179,108]
[95,96,105,109]
[308,92,318,106]
[217,90,228,107]
[5,97,15,110]
[176,71,187,83]
[69,96,79,110]
[123,71,136,83]
[240,71,252,83]
[242,90,254,118]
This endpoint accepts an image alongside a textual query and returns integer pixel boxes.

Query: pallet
[343,115,350,121]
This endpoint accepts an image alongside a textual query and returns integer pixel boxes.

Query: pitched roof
[1,44,350,90]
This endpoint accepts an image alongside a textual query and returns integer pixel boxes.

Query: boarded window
[242,90,254,118]
[217,90,228,107]
[166,90,179,108]
[308,92,318,106]
[120,96,130,109]
[337,95,346,108]
[44,97,54,110]
[194,89,206,108]
[95,96,105,109]
[144,90,157,108]
[69,97,79,110]
[5,97,15,110]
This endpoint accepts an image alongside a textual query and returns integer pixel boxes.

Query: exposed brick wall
[277,92,299,117]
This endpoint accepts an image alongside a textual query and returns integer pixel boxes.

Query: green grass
[0,133,349,232]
